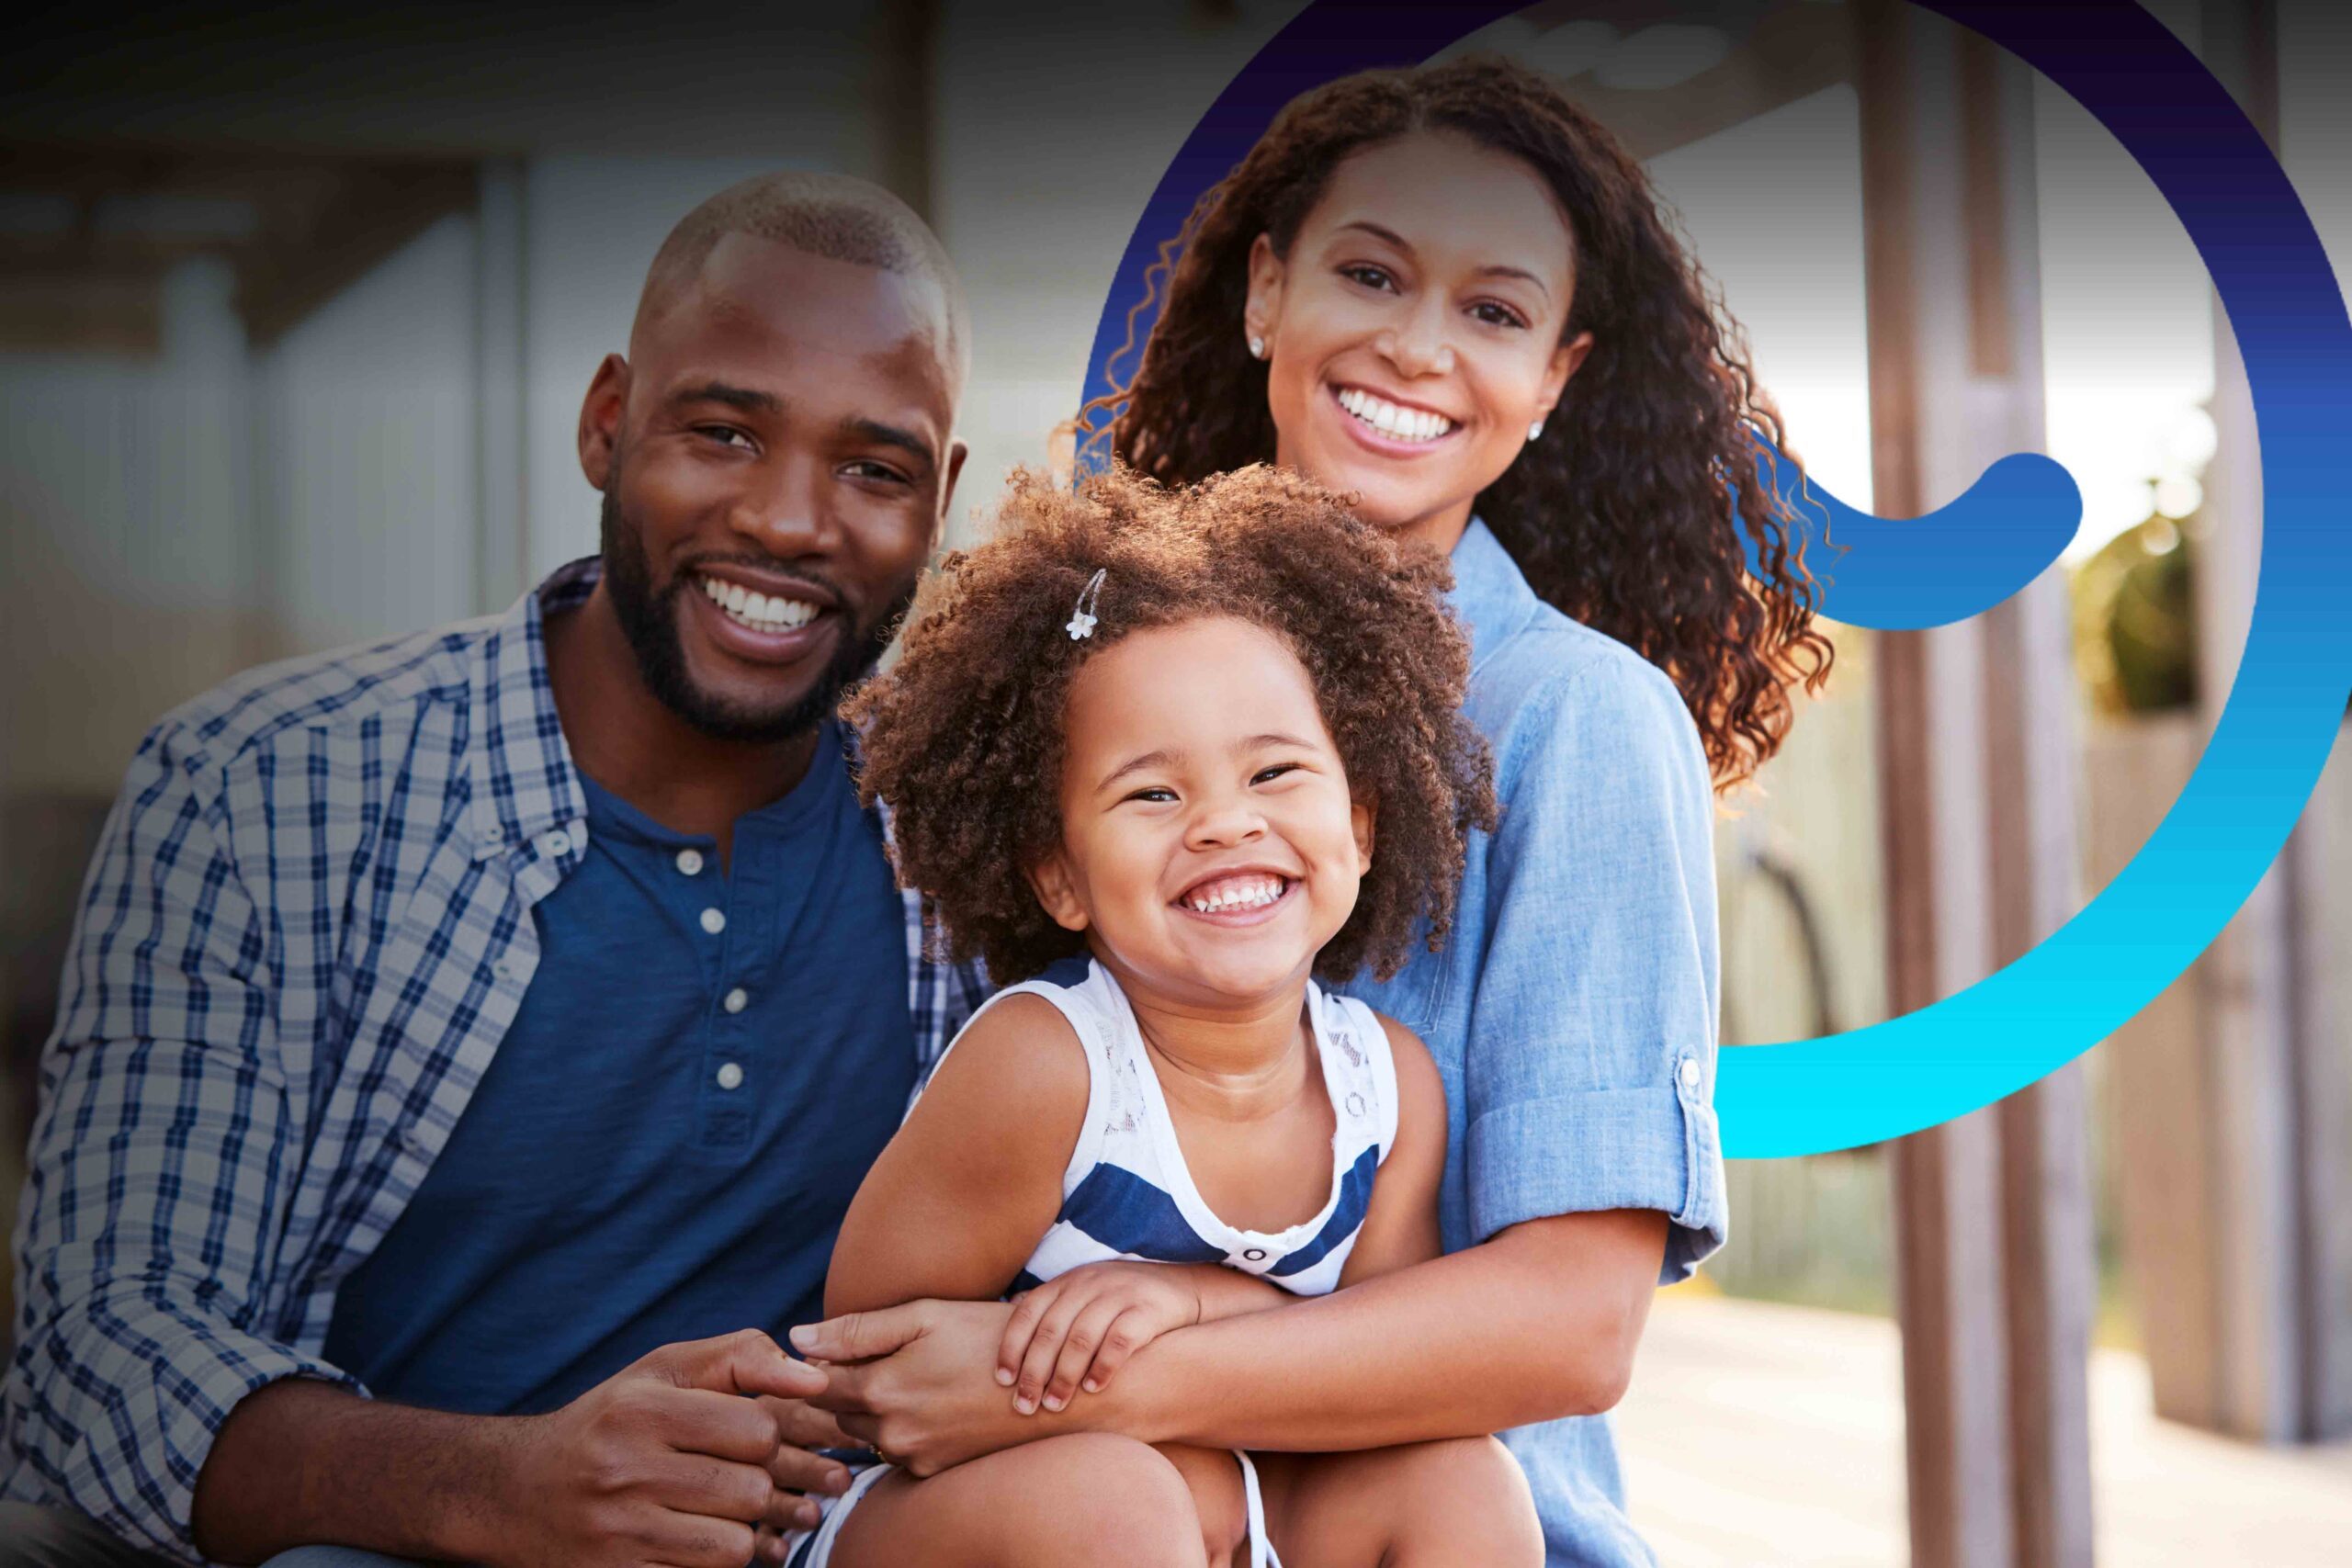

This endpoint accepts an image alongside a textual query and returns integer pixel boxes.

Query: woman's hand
[797,1300,1085,1477]
[996,1262,1204,1412]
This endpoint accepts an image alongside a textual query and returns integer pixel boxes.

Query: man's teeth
[701,576,818,632]
[1336,387,1455,442]
[1182,875,1288,915]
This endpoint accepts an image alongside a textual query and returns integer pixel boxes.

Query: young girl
[792,464,1528,1568]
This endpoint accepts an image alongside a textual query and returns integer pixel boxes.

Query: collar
[1447,516,1542,676]
[464,558,597,862]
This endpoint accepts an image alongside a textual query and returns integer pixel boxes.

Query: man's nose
[728,456,839,557]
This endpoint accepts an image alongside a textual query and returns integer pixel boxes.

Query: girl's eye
[1125,787,1178,805]
[1339,264,1397,293]
[1251,763,1301,785]
[1470,301,1529,330]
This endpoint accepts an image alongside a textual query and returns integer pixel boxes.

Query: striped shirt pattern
[980,959,1399,1300]
[1,559,989,1562]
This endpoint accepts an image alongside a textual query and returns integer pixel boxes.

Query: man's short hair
[639,170,968,382]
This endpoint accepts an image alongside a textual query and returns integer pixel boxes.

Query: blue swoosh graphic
[1751,447,2081,630]
[1082,1,2352,1156]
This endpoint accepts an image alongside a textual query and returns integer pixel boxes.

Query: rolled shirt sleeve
[7,725,364,1562]
[1461,652,1726,1282]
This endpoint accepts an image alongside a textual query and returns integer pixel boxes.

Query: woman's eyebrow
[1332,221,1551,301]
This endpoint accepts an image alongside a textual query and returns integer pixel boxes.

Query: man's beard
[599,485,910,744]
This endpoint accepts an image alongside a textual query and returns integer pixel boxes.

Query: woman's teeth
[1336,387,1456,443]
[1182,874,1288,915]
[702,576,818,633]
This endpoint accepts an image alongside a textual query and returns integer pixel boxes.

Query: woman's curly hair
[1083,54,1833,791]
[843,464,1498,987]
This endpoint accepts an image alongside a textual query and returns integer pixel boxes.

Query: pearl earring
[1249,333,1266,359]
[1527,419,1545,442]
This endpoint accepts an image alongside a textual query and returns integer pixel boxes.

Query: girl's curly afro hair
[843,463,1498,987]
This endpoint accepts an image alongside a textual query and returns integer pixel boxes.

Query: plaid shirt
[2,559,988,1562]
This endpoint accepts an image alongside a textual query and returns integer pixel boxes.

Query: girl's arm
[1333,1014,1445,1286]
[823,993,1087,1317]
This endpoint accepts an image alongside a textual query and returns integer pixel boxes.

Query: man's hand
[794,1300,1072,1478]
[506,1330,831,1568]
[747,1394,858,1564]
[996,1262,1204,1413]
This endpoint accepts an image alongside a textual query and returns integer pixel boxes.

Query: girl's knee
[1019,1435,1204,1567]
[1410,1437,1544,1559]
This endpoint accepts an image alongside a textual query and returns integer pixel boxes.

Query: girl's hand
[996,1262,1207,1414]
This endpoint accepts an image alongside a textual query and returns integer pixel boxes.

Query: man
[2,171,986,1568]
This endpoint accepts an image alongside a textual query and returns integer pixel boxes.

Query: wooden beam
[1859,4,2093,1564]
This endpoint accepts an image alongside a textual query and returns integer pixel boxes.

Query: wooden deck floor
[1612,1290,2352,1566]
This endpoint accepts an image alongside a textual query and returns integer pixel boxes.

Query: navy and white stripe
[977,958,1398,1301]
[0,559,989,1564]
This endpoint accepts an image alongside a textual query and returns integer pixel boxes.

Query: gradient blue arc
[1083,2,2352,1158]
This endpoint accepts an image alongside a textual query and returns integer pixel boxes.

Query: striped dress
[793,957,1400,1568]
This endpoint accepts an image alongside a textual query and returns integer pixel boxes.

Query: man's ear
[935,440,969,547]
[1026,851,1091,934]
[1350,798,1376,877]
[1244,232,1285,358]
[578,353,630,491]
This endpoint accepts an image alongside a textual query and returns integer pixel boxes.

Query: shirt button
[1679,1057,1702,1089]
[675,848,705,876]
[539,829,571,858]
[1242,1247,1268,1262]
[699,908,727,935]
[716,1061,745,1090]
[724,987,749,1014]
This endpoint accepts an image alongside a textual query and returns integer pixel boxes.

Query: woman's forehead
[1306,130,1575,278]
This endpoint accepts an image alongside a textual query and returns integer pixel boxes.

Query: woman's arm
[799,1211,1661,1470]
[823,992,1086,1316]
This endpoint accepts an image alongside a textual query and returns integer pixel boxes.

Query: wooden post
[2184,0,2306,1446]
[1859,4,2095,1563]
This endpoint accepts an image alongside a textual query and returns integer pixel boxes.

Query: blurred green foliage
[2073,510,2199,716]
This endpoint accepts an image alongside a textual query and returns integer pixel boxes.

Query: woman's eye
[1339,264,1397,293]
[1470,301,1529,330]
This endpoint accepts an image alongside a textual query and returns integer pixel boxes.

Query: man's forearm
[1102,1212,1664,1452]
[193,1378,526,1565]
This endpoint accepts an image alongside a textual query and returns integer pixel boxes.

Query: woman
[796,55,1829,1567]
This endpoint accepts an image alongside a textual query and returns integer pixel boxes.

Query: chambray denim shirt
[1346,519,1725,1568]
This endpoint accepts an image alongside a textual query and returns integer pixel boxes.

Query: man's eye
[696,425,753,450]
[1339,264,1397,293]
[843,460,912,485]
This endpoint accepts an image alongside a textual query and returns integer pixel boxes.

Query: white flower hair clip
[1065,568,1107,640]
